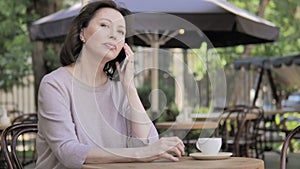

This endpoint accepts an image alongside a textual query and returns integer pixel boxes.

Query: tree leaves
[0,0,33,92]
[216,0,300,66]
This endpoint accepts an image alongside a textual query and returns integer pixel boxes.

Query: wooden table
[82,157,264,169]
[155,121,218,130]
[155,122,219,155]
[263,108,299,115]
[191,113,257,121]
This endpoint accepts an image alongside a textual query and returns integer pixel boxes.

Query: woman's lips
[103,43,116,50]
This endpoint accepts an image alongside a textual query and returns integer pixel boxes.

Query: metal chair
[248,106,265,159]
[280,125,300,169]
[218,105,264,158]
[11,113,38,168]
[218,105,248,156]
[1,123,38,169]
[12,113,38,124]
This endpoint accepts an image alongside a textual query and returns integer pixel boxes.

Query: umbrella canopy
[234,54,300,70]
[29,0,279,48]
[233,54,300,107]
[234,54,300,88]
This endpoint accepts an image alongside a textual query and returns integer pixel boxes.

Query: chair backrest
[12,113,38,124]
[218,105,249,156]
[280,125,300,169]
[1,123,38,169]
[8,110,24,121]
[247,106,264,159]
[219,105,263,157]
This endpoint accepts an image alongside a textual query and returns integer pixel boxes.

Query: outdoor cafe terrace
[1,0,300,169]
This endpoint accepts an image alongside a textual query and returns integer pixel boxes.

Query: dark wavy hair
[60,0,132,66]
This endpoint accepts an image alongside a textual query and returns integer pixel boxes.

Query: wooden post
[266,69,280,108]
[151,36,159,122]
[252,68,264,107]
[31,42,47,111]
[174,48,184,111]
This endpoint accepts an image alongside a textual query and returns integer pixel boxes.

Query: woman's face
[81,8,126,63]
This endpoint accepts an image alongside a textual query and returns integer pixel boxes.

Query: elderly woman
[35,1,185,169]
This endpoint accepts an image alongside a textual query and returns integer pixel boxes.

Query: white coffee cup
[196,137,222,155]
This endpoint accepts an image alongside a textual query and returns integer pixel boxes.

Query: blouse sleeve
[38,79,91,168]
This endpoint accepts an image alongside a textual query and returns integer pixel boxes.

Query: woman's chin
[103,52,117,61]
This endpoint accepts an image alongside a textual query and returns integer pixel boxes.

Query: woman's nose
[109,28,117,40]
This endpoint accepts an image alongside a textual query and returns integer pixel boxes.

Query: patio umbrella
[29,0,279,117]
[29,0,279,47]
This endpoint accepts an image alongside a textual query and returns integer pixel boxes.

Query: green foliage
[137,79,175,110]
[217,0,300,64]
[0,0,35,91]
[62,0,79,8]
[137,75,177,122]
[0,0,75,91]
[157,102,179,122]
[137,82,152,110]
[272,112,300,151]
[44,44,61,72]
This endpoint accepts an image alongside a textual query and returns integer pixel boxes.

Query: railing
[0,73,36,114]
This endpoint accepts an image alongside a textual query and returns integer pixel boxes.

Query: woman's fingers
[123,43,134,56]
[158,137,185,157]
[115,62,120,73]
[159,152,179,162]
[177,143,185,156]
[144,137,186,162]
[166,146,182,158]
[164,137,185,155]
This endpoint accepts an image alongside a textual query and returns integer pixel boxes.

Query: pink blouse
[35,67,159,169]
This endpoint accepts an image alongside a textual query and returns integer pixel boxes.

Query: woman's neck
[67,48,109,87]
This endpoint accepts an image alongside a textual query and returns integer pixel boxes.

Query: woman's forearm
[126,85,152,139]
[85,146,156,164]
[85,137,186,164]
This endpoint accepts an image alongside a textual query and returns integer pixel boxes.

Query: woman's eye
[100,24,109,28]
[118,30,125,35]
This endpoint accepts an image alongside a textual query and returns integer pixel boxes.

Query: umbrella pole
[151,40,159,123]
[137,30,180,122]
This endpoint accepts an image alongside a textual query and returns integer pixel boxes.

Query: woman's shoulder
[41,67,72,85]
[38,67,73,97]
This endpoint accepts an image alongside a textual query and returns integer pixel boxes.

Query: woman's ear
[80,29,86,43]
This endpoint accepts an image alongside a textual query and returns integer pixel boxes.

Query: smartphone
[103,48,127,80]
[120,56,128,72]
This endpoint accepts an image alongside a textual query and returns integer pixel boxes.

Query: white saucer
[189,152,232,160]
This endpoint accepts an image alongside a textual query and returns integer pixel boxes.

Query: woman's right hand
[140,137,185,162]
